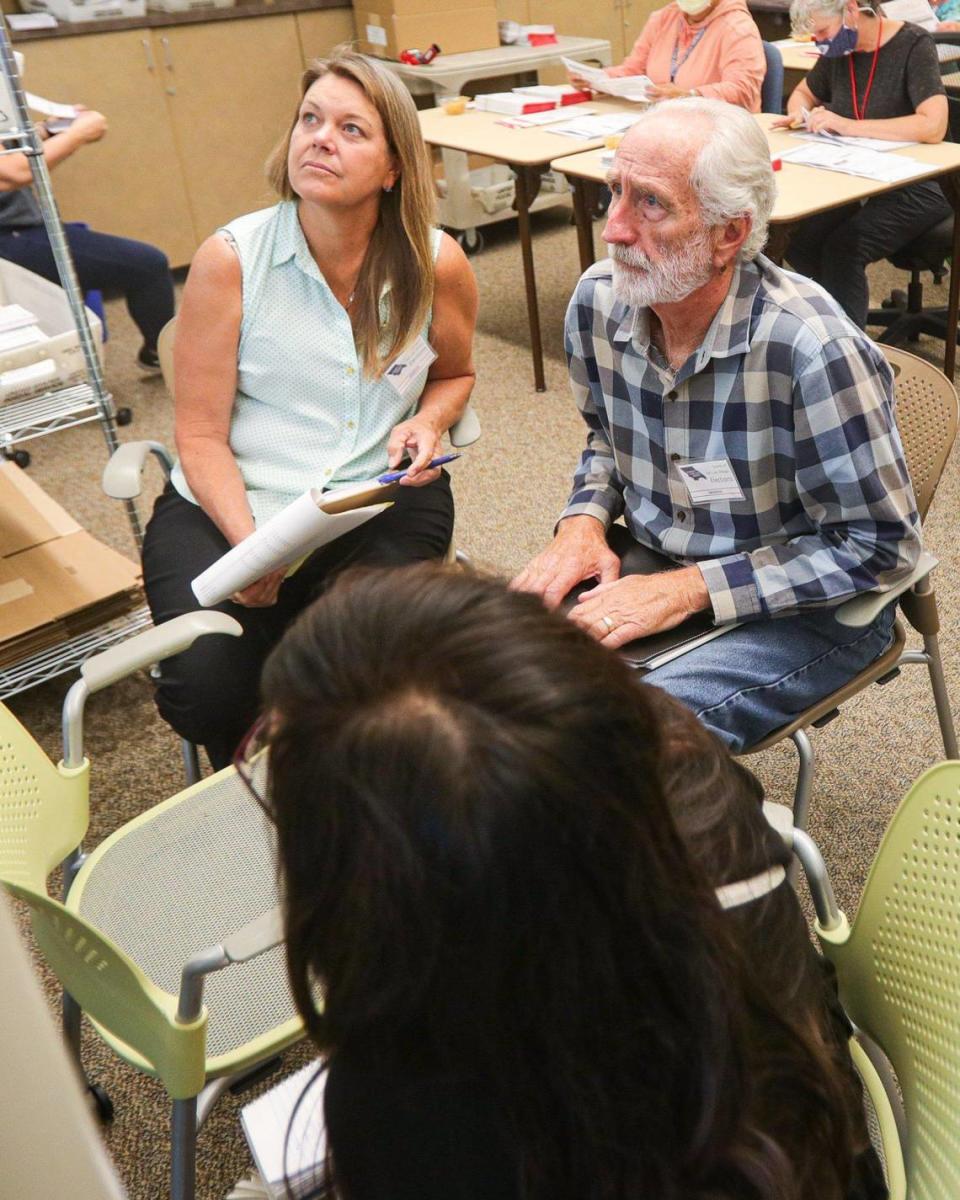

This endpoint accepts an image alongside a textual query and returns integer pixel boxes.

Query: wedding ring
[601,615,616,632]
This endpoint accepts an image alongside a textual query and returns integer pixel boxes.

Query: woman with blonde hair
[141,48,478,769]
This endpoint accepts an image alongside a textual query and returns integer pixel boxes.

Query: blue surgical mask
[814,20,858,56]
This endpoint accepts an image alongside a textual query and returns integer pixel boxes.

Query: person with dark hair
[141,47,477,770]
[246,563,878,1200]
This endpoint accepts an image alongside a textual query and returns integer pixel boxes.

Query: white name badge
[677,459,745,504]
[384,336,437,400]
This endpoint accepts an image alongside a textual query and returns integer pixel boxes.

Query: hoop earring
[383,183,394,193]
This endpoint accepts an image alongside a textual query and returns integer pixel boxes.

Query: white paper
[365,23,387,46]
[790,131,917,152]
[561,56,652,102]
[6,12,57,28]
[548,111,640,140]
[779,141,932,182]
[241,1060,327,1198]
[24,92,78,120]
[880,0,939,30]
[0,324,45,353]
[191,481,394,607]
[0,303,38,333]
[773,37,821,52]
[497,105,597,128]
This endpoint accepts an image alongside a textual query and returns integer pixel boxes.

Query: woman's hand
[231,565,287,608]
[387,414,444,487]
[804,106,854,137]
[645,83,692,101]
[566,69,592,90]
[771,112,805,130]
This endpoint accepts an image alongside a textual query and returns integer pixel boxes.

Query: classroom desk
[551,112,960,377]
[419,98,640,391]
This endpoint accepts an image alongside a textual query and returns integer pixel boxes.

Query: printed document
[561,56,652,102]
[790,131,917,152]
[240,1060,327,1199]
[548,111,641,140]
[779,141,932,182]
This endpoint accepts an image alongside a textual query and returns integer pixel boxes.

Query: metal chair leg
[171,1095,199,1200]
[791,727,816,833]
[181,738,201,787]
[923,633,958,759]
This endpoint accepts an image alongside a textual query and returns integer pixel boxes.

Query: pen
[377,452,461,484]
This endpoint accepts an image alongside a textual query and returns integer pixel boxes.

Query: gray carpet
[7,202,960,1200]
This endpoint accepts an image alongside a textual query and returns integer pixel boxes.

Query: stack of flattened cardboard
[354,0,500,60]
[0,463,142,668]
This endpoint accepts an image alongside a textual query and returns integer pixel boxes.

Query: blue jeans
[0,220,174,351]
[646,603,897,752]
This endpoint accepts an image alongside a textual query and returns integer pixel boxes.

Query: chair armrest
[936,30,960,44]
[177,904,285,1023]
[833,551,938,629]
[80,611,243,693]
[101,441,174,500]
[449,404,481,448]
[762,800,794,845]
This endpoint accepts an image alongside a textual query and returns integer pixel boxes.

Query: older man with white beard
[514,97,921,752]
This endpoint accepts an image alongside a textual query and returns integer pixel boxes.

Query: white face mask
[676,0,713,16]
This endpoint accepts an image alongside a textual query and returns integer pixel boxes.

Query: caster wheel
[115,406,133,426]
[88,1083,114,1123]
[456,229,484,256]
[4,449,30,468]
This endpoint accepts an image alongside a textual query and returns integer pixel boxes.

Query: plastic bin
[468,164,516,215]
[0,259,103,404]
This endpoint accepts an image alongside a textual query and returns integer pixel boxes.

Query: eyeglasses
[233,712,271,807]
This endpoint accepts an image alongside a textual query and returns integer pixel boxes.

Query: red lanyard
[849,18,882,122]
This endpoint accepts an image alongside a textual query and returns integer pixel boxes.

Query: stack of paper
[496,106,596,129]
[790,131,917,152]
[513,84,592,106]
[474,92,556,116]
[561,56,652,102]
[548,111,641,140]
[240,1061,327,1200]
[780,141,932,182]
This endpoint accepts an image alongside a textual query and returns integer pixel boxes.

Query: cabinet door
[526,0,625,83]
[621,0,661,59]
[295,7,357,65]
[19,30,197,266]
[155,16,303,242]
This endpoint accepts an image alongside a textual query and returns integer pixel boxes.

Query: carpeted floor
[7,200,960,1200]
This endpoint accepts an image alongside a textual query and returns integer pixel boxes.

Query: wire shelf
[0,382,110,446]
[0,602,153,700]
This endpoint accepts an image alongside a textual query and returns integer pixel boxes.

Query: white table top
[771,37,822,73]
[382,35,613,86]
[550,112,960,223]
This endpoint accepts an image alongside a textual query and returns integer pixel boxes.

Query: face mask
[814,17,859,56]
[676,0,712,16]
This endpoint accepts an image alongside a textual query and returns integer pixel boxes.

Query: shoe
[137,345,161,372]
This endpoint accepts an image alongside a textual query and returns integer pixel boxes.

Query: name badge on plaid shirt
[677,459,745,504]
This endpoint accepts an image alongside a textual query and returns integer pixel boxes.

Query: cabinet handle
[141,37,155,70]
[160,35,176,95]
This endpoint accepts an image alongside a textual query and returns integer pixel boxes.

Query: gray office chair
[760,41,785,115]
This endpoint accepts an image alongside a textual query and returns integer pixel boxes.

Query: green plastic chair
[792,761,960,1199]
[0,612,305,1200]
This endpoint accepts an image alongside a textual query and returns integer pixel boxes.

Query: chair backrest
[0,701,88,894]
[819,761,960,1199]
[761,41,784,115]
[880,345,959,521]
[4,877,208,1100]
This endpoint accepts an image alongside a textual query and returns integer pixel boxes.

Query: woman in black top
[250,564,877,1200]
[777,0,950,327]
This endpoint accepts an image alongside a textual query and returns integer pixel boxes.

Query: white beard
[610,231,715,309]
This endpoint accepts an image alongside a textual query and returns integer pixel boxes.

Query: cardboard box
[0,462,141,662]
[357,5,500,58]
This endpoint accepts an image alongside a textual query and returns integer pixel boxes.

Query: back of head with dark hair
[261,563,859,1200]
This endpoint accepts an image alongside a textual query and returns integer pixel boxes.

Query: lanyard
[670,26,707,82]
[848,18,882,121]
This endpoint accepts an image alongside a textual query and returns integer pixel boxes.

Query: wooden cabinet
[20,29,197,265]
[295,6,356,63]
[20,8,354,266]
[154,17,302,241]
[620,0,663,57]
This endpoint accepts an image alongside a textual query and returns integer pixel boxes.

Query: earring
[384,182,394,193]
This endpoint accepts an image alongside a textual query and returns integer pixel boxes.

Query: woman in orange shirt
[570,0,766,112]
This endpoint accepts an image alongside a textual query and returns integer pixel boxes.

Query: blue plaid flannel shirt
[560,254,921,624]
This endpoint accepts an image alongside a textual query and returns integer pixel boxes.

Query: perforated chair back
[760,41,784,114]
[882,345,959,520]
[818,761,960,1199]
[0,701,88,893]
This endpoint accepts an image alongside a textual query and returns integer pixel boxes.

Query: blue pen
[377,452,461,484]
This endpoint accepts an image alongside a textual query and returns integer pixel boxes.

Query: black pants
[142,478,454,769]
[785,179,952,329]
[0,220,175,351]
